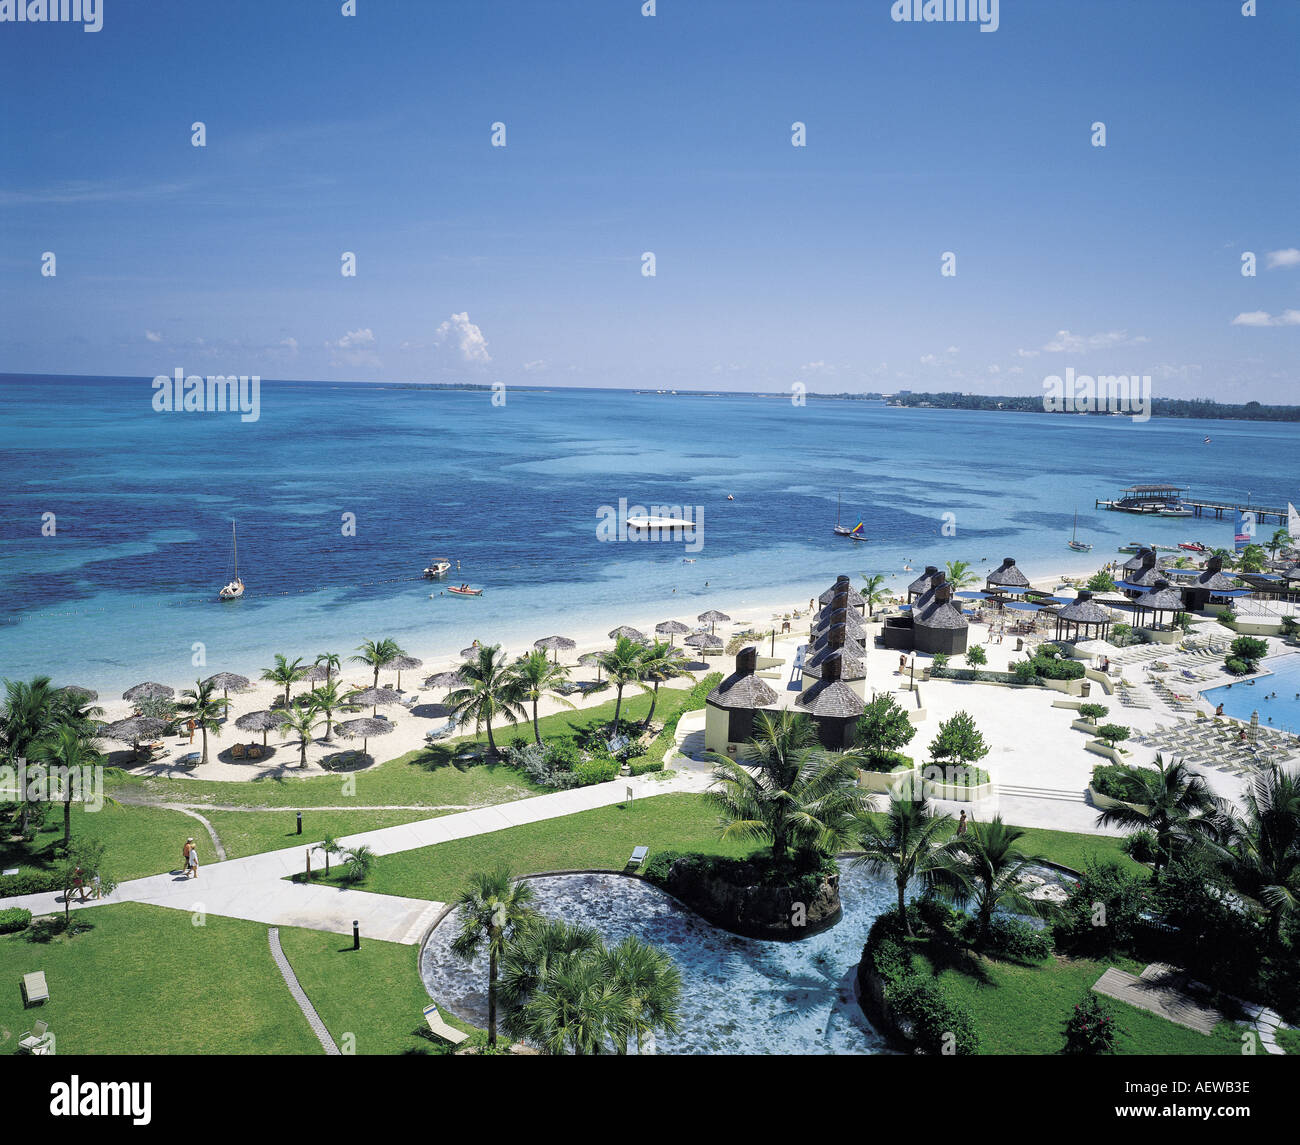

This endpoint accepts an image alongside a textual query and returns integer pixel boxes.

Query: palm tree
[278,704,321,768]
[637,639,684,730]
[315,834,341,876]
[508,650,576,744]
[307,679,351,742]
[706,711,865,866]
[261,654,306,708]
[1094,754,1223,877]
[0,676,59,836]
[449,867,537,1048]
[500,915,602,1032]
[30,723,108,847]
[1266,529,1292,561]
[175,678,230,767]
[604,935,683,1054]
[854,792,956,936]
[516,955,631,1055]
[351,638,404,690]
[598,635,649,726]
[1218,765,1300,947]
[859,572,889,616]
[314,652,342,687]
[445,645,528,758]
[1239,544,1267,574]
[933,815,1045,945]
[945,560,979,590]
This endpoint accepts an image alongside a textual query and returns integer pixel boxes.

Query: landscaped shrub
[0,871,61,898]
[644,848,835,902]
[858,750,914,774]
[1055,860,1152,957]
[572,756,619,787]
[1062,992,1122,1054]
[922,763,990,789]
[341,844,375,884]
[964,914,1053,962]
[1090,762,1143,801]
[1095,724,1131,749]
[1121,829,1157,864]
[1077,702,1109,722]
[502,741,582,790]
[1029,647,1085,680]
[855,693,916,756]
[888,972,980,1055]
[627,757,664,777]
[1012,659,1040,684]
[1229,635,1268,666]
[0,907,33,934]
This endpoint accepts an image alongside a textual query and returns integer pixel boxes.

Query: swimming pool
[1202,654,1300,735]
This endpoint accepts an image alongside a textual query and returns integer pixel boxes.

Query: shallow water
[1202,654,1300,736]
[420,862,898,1055]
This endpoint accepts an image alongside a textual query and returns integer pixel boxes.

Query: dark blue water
[2,374,1296,692]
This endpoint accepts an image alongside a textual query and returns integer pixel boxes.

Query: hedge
[0,907,34,934]
[0,871,61,898]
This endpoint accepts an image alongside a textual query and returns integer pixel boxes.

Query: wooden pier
[1184,499,1289,525]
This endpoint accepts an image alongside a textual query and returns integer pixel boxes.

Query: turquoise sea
[2,375,1297,694]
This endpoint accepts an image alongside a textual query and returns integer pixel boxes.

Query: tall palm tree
[449,867,537,1048]
[0,676,59,836]
[314,652,342,687]
[854,793,956,936]
[859,572,889,616]
[445,645,528,758]
[307,679,351,742]
[1266,529,1292,561]
[598,636,649,726]
[945,560,979,590]
[500,915,603,1033]
[604,935,683,1054]
[516,955,631,1055]
[1094,754,1223,877]
[31,723,108,847]
[637,639,684,730]
[351,638,404,690]
[278,705,321,768]
[707,711,865,866]
[508,650,576,744]
[175,678,230,767]
[261,654,306,708]
[932,815,1045,945]
[1218,765,1300,948]
[1239,544,1267,574]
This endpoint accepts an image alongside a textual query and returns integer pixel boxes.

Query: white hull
[219,579,244,600]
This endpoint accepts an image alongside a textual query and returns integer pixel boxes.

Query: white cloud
[1232,310,1300,327]
[987,364,1001,374]
[326,327,381,368]
[522,360,546,372]
[1265,248,1300,269]
[145,330,162,343]
[434,311,491,364]
[1040,329,1147,353]
[945,346,959,355]
[330,328,375,348]
[1016,347,1040,358]
[279,337,298,355]
[919,353,938,365]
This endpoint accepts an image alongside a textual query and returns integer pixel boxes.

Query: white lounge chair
[22,971,49,1006]
[19,1018,52,1054]
[628,845,649,869]
[422,1003,468,1045]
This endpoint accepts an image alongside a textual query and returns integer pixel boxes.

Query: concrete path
[269,927,341,1055]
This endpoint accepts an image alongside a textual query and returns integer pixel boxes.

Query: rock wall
[660,859,842,940]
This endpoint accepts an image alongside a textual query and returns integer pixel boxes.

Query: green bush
[858,750,915,774]
[963,914,1052,962]
[0,907,33,934]
[1062,992,1123,1054]
[0,871,61,898]
[888,973,980,1055]
[1224,658,1252,676]
[627,757,665,777]
[1230,635,1268,664]
[1012,659,1040,684]
[572,756,620,787]
[1122,829,1157,864]
[1056,860,1152,957]
[1095,723,1130,748]
[1077,702,1109,722]
[1090,762,1144,801]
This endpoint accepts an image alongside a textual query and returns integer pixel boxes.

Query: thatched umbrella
[234,709,282,748]
[123,682,174,703]
[534,635,576,663]
[336,716,395,757]
[698,609,730,635]
[101,716,172,754]
[387,655,423,690]
[424,671,465,691]
[300,664,331,687]
[56,685,98,704]
[655,620,692,646]
[685,632,724,655]
[608,625,646,643]
[578,652,604,682]
[202,672,250,702]
[346,685,400,717]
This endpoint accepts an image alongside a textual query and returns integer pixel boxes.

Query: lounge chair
[628,845,649,869]
[425,719,456,743]
[401,694,420,709]
[422,1003,468,1046]
[22,971,49,1006]
[248,745,263,759]
[230,743,247,760]
[19,1019,51,1054]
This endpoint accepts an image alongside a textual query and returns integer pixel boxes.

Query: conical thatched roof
[813,607,866,638]
[336,717,395,739]
[300,664,331,684]
[1134,581,1185,612]
[655,620,692,636]
[424,671,465,689]
[907,566,941,596]
[1055,591,1112,625]
[795,677,864,719]
[347,686,401,707]
[203,672,250,693]
[101,715,172,742]
[608,626,647,642]
[1194,567,1240,592]
[707,671,778,711]
[533,636,575,653]
[57,685,98,704]
[685,632,724,650]
[123,682,174,702]
[803,643,865,678]
[1122,549,1167,574]
[698,610,730,623]
[819,576,865,608]
[235,709,282,733]
[986,557,1029,589]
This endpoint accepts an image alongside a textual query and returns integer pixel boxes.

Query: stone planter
[656,859,842,940]
[857,766,921,795]
[1086,783,1148,815]
[1085,739,1126,764]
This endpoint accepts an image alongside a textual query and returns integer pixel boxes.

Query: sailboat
[833,489,865,538]
[218,521,245,600]
[1067,510,1092,552]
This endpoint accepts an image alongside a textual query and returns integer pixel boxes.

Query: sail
[1290,502,1299,538]
[849,521,864,535]
[1234,510,1253,553]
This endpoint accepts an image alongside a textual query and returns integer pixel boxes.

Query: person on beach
[186,718,196,744]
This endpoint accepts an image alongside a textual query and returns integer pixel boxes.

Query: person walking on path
[956,810,968,836]
[182,837,194,875]
[186,840,199,879]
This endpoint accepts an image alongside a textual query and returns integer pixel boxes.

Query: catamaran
[1067,510,1092,552]
[833,490,865,538]
[218,521,244,600]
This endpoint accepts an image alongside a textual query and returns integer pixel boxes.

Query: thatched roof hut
[907,566,941,602]
[912,577,969,655]
[1053,590,1113,643]
[985,557,1030,591]
[795,655,864,750]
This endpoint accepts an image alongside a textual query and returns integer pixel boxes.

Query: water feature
[1202,654,1300,736]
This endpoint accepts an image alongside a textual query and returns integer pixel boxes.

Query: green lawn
[907,944,1243,1055]
[0,903,321,1054]
[202,809,446,861]
[275,926,441,1055]
[1276,1026,1299,1055]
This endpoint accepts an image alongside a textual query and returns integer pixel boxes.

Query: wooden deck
[1092,963,1223,1034]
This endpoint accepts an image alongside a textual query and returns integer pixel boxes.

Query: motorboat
[447,585,483,597]
[423,559,452,579]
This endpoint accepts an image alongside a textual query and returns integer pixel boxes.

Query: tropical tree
[307,679,352,742]
[500,915,602,1027]
[945,560,979,590]
[636,639,685,730]
[315,834,341,876]
[604,934,683,1054]
[928,710,989,773]
[1217,765,1300,948]
[57,838,116,923]
[933,815,1046,945]
[1087,570,1117,592]
[513,951,631,1055]
[445,644,528,758]
[859,572,889,616]
[1266,529,1293,561]
[507,650,576,744]
[351,638,405,690]
[0,676,59,836]
[278,704,321,768]
[314,652,343,687]
[30,723,107,847]
[1094,754,1223,877]
[854,792,956,936]
[450,867,537,1048]
[597,635,649,726]
[706,711,865,866]
[175,678,230,767]
[1239,544,1267,574]
[261,654,306,708]
[854,692,916,760]
[965,644,988,675]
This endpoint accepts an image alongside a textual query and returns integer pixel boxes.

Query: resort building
[819,574,866,616]
[703,646,779,753]
[1052,590,1114,645]
[985,556,1030,595]
[793,653,865,750]
[881,569,970,656]
[1180,555,1246,612]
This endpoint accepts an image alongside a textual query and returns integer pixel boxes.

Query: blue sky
[1,0,1297,399]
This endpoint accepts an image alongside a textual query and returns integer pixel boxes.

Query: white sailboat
[219,521,244,600]
[1067,509,1092,552]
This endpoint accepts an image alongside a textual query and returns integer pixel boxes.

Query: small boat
[1178,541,1209,553]
[1203,436,1212,444]
[218,521,245,600]
[833,490,864,537]
[1157,503,1194,518]
[422,558,452,579]
[1117,541,1151,553]
[1067,509,1092,552]
[447,585,483,597]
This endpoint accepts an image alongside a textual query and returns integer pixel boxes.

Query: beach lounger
[628,845,649,869]
[230,743,246,759]
[18,1019,50,1054]
[422,1003,468,1046]
[22,971,49,1006]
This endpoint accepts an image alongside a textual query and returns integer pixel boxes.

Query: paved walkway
[1093,965,1224,1034]
[269,926,341,1055]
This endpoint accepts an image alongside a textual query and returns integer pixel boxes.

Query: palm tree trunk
[533,698,541,745]
[898,877,911,936]
[487,940,499,1047]
[486,719,498,758]
[644,681,660,731]
[64,798,72,848]
[614,685,624,725]
[201,726,209,766]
